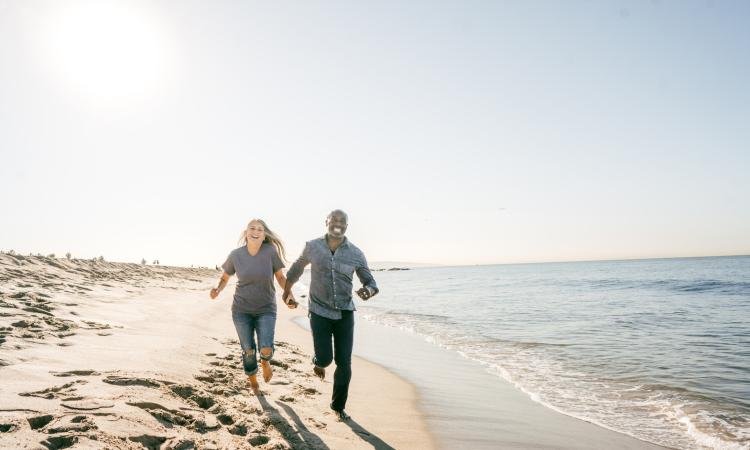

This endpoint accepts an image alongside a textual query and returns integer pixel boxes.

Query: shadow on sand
[342,416,396,450]
[255,393,330,449]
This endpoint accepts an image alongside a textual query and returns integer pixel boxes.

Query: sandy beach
[0,253,674,449]
[0,253,432,449]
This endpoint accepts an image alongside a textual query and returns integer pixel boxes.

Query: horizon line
[415,253,750,269]
[2,250,747,270]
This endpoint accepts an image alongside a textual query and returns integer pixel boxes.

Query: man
[283,209,379,421]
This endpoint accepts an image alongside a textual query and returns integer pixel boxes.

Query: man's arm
[355,253,378,300]
[275,269,298,308]
[282,242,311,302]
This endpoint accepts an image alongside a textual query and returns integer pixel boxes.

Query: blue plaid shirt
[286,236,378,320]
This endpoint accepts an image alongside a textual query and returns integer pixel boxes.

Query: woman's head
[238,219,287,261]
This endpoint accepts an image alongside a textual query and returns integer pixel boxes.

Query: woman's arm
[209,272,231,299]
[275,269,298,308]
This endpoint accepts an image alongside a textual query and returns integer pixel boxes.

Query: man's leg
[330,310,354,414]
[309,312,334,379]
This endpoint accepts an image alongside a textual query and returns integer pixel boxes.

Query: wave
[359,309,750,450]
[579,278,750,296]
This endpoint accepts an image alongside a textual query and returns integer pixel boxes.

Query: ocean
[350,256,749,449]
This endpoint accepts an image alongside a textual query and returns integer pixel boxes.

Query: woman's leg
[232,311,260,391]
[255,312,277,382]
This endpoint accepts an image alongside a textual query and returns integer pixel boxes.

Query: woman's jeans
[232,310,276,376]
[310,310,354,412]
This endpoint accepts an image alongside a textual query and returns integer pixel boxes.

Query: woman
[209,219,298,393]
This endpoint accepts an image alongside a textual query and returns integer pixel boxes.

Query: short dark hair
[327,209,348,221]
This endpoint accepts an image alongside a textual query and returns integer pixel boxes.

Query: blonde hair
[238,219,287,262]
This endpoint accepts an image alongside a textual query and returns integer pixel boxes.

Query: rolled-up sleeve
[286,242,311,285]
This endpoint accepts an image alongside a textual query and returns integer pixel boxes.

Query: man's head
[326,209,348,239]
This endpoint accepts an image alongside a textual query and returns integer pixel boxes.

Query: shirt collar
[321,235,349,248]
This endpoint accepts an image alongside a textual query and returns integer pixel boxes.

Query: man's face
[326,212,348,238]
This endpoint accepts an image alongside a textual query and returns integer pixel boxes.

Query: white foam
[358,310,748,450]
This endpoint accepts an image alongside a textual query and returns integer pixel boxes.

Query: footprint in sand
[128,434,167,450]
[81,320,111,330]
[26,414,54,430]
[44,415,97,433]
[269,359,290,370]
[169,384,217,410]
[294,386,320,396]
[102,375,164,388]
[0,422,19,433]
[19,380,87,400]
[51,369,100,377]
[307,417,327,429]
[126,401,195,426]
[247,434,270,446]
[61,399,114,411]
[41,434,78,449]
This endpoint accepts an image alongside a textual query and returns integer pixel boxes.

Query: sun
[46,1,170,104]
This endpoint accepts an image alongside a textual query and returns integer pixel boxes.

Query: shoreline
[0,253,674,449]
[343,312,670,449]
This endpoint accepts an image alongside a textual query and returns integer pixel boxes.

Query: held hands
[283,292,298,309]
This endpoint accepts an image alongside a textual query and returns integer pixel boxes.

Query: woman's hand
[211,273,230,300]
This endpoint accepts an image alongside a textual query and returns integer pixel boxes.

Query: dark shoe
[333,409,351,422]
[313,365,325,380]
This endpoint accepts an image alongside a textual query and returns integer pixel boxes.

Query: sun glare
[46,2,169,104]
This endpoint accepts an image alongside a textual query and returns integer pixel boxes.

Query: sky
[1,0,748,267]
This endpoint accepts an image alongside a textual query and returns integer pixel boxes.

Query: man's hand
[284,293,298,309]
[209,288,219,300]
[356,287,374,301]
[283,290,298,309]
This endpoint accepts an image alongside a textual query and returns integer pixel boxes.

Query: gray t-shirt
[222,243,285,315]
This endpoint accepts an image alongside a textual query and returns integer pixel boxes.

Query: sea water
[354,256,749,449]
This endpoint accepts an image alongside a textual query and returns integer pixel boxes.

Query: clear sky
[1,0,748,267]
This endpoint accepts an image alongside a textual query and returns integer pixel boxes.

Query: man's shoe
[313,365,325,380]
[333,409,351,422]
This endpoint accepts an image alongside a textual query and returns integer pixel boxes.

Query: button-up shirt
[286,236,378,320]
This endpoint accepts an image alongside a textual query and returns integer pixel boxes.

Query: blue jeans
[232,311,276,376]
[310,310,354,412]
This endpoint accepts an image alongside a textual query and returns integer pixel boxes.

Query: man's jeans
[310,310,354,412]
[232,311,276,376]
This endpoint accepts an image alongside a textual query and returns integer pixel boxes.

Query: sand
[0,253,671,450]
[0,253,434,449]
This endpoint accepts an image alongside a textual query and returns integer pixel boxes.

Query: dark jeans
[310,310,354,412]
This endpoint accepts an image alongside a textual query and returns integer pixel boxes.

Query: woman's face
[246,221,266,244]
